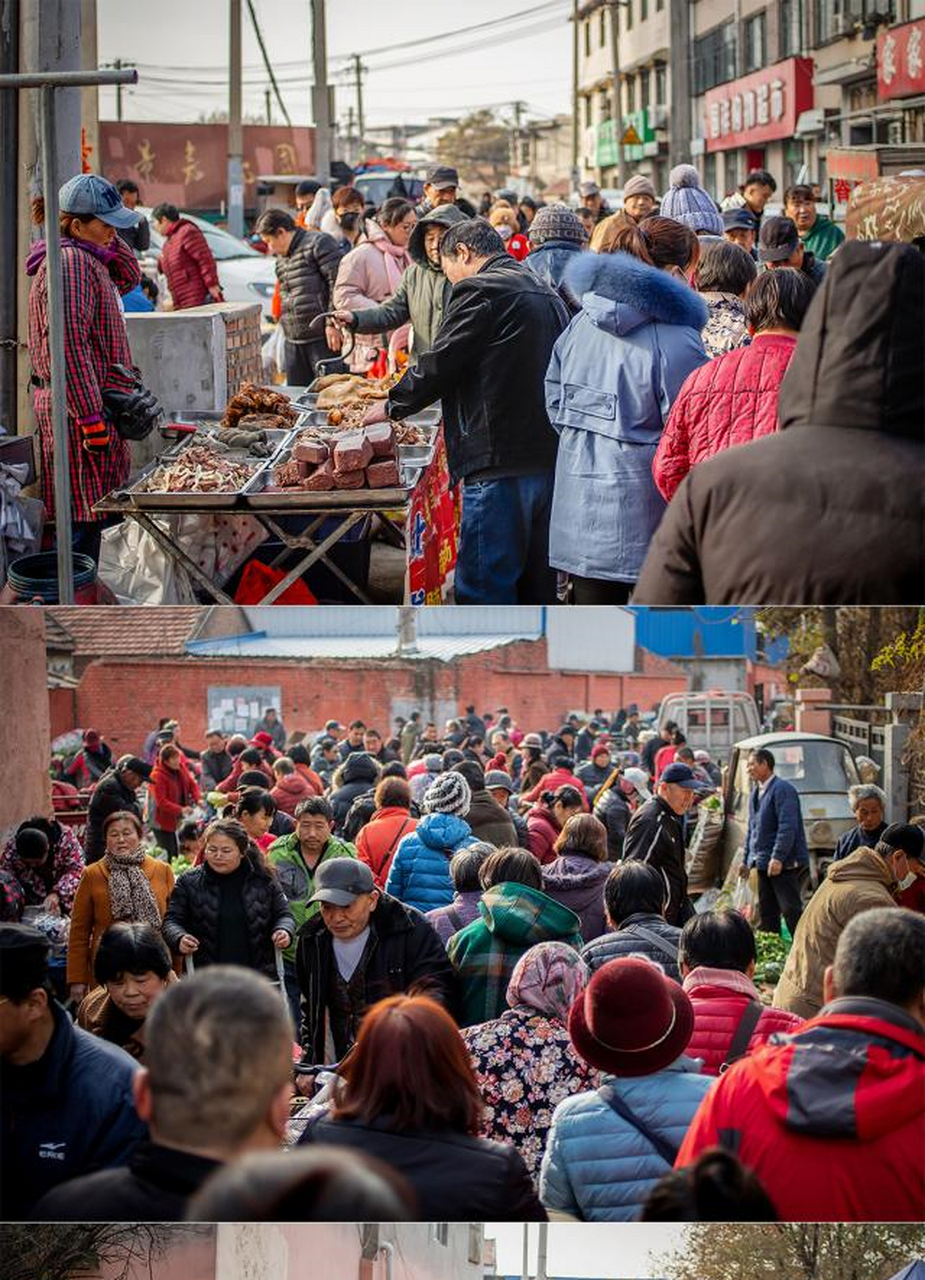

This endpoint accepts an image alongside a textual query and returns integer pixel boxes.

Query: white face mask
[898,871,917,891]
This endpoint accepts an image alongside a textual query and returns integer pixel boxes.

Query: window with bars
[816,0,894,42]
[692,22,738,94]
[655,61,667,102]
[743,11,766,72]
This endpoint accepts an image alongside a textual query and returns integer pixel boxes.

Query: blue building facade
[630,607,787,664]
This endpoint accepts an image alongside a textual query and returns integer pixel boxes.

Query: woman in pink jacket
[332,198,416,372]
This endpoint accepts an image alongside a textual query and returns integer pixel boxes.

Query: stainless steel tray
[397,443,435,469]
[114,457,261,509]
[294,408,440,440]
[161,425,295,462]
[241,453,423,510]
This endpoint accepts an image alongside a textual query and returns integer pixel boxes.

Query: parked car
[657,691,760,763]
[353,170,424,209]
[719,731,860,895]
[135,207,276,320]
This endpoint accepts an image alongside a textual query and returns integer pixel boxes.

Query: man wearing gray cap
[295,858,456,1064]
[0,923,145,1218]
[577,179,610,224]
[417,164,460,217]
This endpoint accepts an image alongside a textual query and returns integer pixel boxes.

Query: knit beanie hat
[529,203,586,246]
[660,164,723,237]
[423,770,471,817]
[624,174,657,201]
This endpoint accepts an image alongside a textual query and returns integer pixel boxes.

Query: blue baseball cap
[661,762,699,788]
[722,207,758,232]
[58,174,139,229]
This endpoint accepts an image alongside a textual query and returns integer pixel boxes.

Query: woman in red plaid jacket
[26,174,142,557]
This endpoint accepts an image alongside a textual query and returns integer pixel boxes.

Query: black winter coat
[301,1116,546,1221]
[276,226,345,342]
[34,1141,220,1222]
[622,795,694,926]
[162,860,294,978]
[295,891,458,1061]
[635,241,925,604]
[387,253,569,483]
[84,770,143,863]
[580,912,683,983]
[594,785,632,858]
[330,753,380,833]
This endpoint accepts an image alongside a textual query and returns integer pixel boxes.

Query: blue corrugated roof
[630,607,786,663]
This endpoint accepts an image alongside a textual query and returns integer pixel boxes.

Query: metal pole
[608,1,627,187]
[39,85,73,603]
[228,0,244,238]
[536,1223,548,1280]
[311,0,331,182]
[571,0,580,188]
[521,1223,530,1280]
[353,53,364,157]
[0,69,136,87]
[114,56,122,121]
[0,0,19,436]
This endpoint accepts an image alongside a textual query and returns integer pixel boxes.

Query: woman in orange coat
[355,776,418,888]
[66,810,174,1001]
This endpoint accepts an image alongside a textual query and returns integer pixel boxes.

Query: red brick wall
[49,688,77,741]
[68,640,691,755]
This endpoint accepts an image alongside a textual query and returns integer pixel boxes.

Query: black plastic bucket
[7,552,99,603]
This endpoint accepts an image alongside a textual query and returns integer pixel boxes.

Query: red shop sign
[704,58,814,152]
[825,148,881,183]
[878,19,925,101]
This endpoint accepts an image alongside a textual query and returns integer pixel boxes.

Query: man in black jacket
[296,859,457,1064]
[368,219,569,605]
[257,206,345,385]
[84,755,150,863]
[34,968,294,1221]
[622,762,699,926]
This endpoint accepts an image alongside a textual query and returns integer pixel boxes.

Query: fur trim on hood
[564,250,708,333]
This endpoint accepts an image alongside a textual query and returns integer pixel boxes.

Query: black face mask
[338,212,362,232]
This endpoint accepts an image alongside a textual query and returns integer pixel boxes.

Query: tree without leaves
[435,110,511,189]
[0,1225,212,1280]
[657,1223,925,1280]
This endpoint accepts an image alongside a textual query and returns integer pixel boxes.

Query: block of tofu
[366,457,401,489]
[302,460,335,491]
[364,421,396,457]
[293,438,330,466]
[333,432,373,473]
[333,467,366,490]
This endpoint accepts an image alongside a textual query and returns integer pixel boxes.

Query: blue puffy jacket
[1,1001,147,1217]
[384,811,474,912]
[539,1058,713,1221]
[744,775,810,872]
[545,251,707,583]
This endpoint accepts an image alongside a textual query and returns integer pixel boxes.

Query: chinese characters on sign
[703,58,814,152]
[878,19,925,100]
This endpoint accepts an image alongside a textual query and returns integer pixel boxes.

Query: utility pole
[311,0,331,181]
[669,0,692,164]
[114,56,122,121]
[346,104,355,166]
[521,1224,530,1280]
[352,54,365,159]
[228,0,244,237]
[265,87,271,125]
[536,1223,548,1280]
[571,0,580,190]
[608,2,628,187]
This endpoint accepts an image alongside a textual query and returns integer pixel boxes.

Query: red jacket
[654,743,678,781]
[149,760,200,832]
[355,807,418,887]
[653,333,798,501]
[158,218,221,310]
[682,966,803,1076]
[271,772,317,817]
[216,757,274,795]
[521,768,589,810]
[294,762,325,797]
[676,1002,925,1221]
[526,806,561,865]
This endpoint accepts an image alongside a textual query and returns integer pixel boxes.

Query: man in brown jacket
[773,823,914,1019]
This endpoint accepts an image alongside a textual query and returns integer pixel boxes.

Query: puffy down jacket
[653,334,797,501]
[682,966,803,1075]
[383,811,473,912]
[542,853,611,943]
[539,1060,713,1220]
[580,912,683,984]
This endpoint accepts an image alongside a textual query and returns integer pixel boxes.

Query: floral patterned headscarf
[506,941,590,1025]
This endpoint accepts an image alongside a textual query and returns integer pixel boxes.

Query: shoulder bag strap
[599,1084,679,1166]
[627,923,680,964]
[375,818,412,879]
[719,999,764,1074]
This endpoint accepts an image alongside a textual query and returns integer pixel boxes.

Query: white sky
[96,0,573,129]
[487,1224,687,1278]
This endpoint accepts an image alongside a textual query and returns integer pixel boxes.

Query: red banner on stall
[704,58,814,153]
[406,427,459,605]
[878,19,925,101]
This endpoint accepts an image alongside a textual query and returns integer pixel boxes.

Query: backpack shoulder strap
[720,999,764,1074]
[627,923,680,964]
[599,1084,679,1166]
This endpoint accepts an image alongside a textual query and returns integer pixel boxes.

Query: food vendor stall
[93,378,458,604]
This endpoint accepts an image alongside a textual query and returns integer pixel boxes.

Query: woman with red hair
[299,993,545,1220]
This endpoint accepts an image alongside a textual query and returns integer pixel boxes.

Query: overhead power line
[245,0,291,125]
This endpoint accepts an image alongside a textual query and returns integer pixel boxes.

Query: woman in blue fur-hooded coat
[545,217,708,601]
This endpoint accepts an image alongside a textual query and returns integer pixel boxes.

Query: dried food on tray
[392,421,431,446]
[236,412,292,431]
[366,457,400,488]
[293,439,329,466]
[333,467,365,490]
[333,433,373,474]
[303,460,335,491]
[221,382,298,430]
[140,442,255,494]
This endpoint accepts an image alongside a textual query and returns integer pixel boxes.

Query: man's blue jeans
[454,472,557,604]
